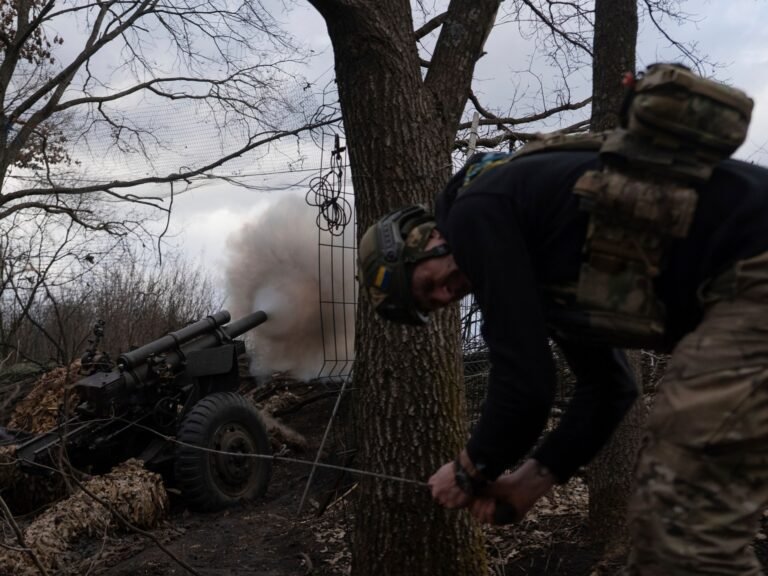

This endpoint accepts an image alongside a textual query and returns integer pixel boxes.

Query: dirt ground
[94,389,350,576]
[91,387,600,576]
[92,388,768,576]
[29,387,766,576]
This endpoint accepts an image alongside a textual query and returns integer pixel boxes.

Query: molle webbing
[563,65,753,345]
[619,64,753,182]
[507,66,751,346]
[451,64,753,347]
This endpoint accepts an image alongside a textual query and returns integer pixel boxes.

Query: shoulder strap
[512,131,607,160]
[456,132,606,198]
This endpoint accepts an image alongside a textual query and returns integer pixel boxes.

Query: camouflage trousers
[627,250,768,576]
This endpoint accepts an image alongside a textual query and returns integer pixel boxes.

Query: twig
[0,541,31,553]
[0,492,50,576]
[82,519,111,576]
[298,551,314,575]
[415,12,448,40]
[322,482,358,513]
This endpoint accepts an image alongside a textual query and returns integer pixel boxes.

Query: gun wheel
[175,392,272,512]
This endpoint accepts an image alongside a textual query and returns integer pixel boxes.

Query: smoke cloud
[225,192,355,382]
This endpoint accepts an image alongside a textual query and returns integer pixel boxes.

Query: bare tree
[454,0,712,152]
[305,2,500,574]
[0,1,337,236]
[0,205,120,366]
[0,0,339,363]
[453,0,595,152]
[1,239,219,368]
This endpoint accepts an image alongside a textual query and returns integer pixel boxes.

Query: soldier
[357,66,768,575]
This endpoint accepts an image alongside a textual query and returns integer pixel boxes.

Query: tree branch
[424,0,501,136]
[415,12,448,40]
[0,493,50,576]
[454,118,590,150]
[468,90,502,120]
[519,0,593,56]
[459,95,592,129]
[641,0,703,73]
[2,116,340,205]
[7,1,155,164]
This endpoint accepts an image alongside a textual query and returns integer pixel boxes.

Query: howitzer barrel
[74,310,268,415]
[121,310,268,387]
[175,310,268,358]
[221,310,268,339]
[119,310,231,370]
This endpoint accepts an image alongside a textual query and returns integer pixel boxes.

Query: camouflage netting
[8,362,81,434]
[0,363,45,425]
[0,363,83,509]
[0,443,66,515]
[0,361,289,566]
[0,459,168,576]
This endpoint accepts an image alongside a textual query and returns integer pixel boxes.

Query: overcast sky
[164,0,768,285]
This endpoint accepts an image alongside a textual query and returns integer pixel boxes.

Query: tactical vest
[457,64,753,348]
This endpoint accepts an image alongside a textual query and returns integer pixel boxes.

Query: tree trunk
[590,0,638,132]
[307,1,499,574]
[587,0,640,560]
[587,352,647,559]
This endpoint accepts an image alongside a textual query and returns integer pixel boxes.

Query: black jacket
[435,150,768,481]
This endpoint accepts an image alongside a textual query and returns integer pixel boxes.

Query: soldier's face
[411,231,471,311]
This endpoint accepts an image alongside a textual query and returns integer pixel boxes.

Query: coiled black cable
[306,134,352,236]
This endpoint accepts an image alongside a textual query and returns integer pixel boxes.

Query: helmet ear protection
[358,205,450,325]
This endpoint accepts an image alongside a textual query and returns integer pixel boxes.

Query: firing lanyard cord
[265,452,427,488]
[116,417,430,488]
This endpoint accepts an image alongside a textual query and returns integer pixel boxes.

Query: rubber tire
[175,392,272,512]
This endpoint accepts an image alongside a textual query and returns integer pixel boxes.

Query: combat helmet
[358,205,450,325]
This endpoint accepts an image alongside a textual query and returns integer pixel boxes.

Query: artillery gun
[13,310,272,512]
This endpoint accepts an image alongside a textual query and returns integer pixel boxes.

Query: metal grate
[311,133,356,382]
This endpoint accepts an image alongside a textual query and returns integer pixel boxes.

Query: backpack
[455,64,754,348]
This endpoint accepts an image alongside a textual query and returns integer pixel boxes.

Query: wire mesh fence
[309,132,356,383]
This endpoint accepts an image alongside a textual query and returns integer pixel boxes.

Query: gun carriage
[13,310,271,512]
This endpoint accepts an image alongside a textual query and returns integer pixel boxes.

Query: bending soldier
[358,65,768,575]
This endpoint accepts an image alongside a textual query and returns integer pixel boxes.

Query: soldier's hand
[428,460,472,509]
[470,459,555,524]
[469,495,498,524]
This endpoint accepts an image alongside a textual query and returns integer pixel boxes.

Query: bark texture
[587,0,642,554]
[306,1,500,574]
[590,0,638,132]
[587,353,647,555]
